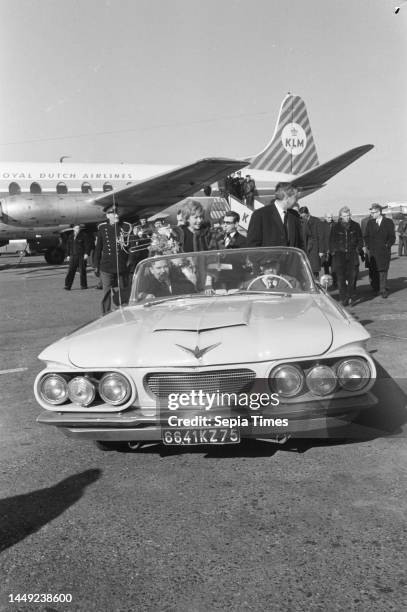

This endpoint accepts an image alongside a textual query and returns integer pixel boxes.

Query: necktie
[283,211,289,245]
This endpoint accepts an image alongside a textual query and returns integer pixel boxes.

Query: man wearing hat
[94,207,132,313]
[363,204,395,298]
[64,224,92,290]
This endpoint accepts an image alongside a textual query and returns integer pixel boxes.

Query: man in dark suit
[221,212,247,248]
[320,211,336,277]
[64,225,91,290]
[364,203,396,298]
[245,257,300,291]
[397,216,407,256]
[246,182,303,249]
[299,205,323,277]
[139,259,197,300]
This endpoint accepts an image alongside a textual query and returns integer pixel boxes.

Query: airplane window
[8,182,21,195]
[103,182,113,192]
[81,182,92,194]
[56,182,68,194]
[30,182,42,194]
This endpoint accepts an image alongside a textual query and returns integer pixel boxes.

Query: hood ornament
[176,342,221,359]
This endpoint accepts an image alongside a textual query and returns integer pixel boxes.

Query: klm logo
[281,123,307,156]
[285,137,305,149]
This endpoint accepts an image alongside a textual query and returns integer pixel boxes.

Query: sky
[0,0,406,215]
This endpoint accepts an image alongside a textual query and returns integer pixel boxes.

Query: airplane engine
[0,195,62,226]
[0,194,103,227]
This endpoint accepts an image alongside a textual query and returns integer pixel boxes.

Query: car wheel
[94,440,122,451]
[127,441,142,451]
[44,247,65,265]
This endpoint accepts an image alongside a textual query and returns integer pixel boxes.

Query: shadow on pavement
[0,469,101,553]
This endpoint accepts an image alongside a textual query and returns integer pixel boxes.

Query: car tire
[44,247,65,265]
[94,440,122,451]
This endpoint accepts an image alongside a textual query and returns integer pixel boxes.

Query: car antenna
[112,192,124,310]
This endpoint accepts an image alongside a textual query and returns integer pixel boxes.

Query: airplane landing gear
[44,247,65,265]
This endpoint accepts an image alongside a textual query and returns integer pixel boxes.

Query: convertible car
[34,247,377,449]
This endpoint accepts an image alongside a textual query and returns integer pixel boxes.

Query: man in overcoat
[363,203,396,298]
[299,206,323,277]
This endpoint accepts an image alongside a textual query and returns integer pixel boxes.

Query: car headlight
[269,364,304,397]
[306,365,337,396]
[68,376,96,407]
[99,373,132,406]
[39,374,69,405]
[336,358,371,391]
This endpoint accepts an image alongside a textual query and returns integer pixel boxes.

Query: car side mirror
[319,274,333,289]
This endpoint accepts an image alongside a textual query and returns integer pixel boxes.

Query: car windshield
[129,247,315,303]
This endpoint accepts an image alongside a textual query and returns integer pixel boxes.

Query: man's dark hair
[275,182,297,200]
[223,211,240,224]
[299,206,309,215]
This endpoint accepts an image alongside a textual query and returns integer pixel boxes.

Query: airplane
[0,159,248,263]
[0,93,373,264]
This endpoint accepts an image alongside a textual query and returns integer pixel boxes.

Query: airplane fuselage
[0,162,173,237]
[0,161,174,192]
[0,161,287,233]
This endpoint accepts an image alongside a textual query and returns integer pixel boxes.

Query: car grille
[145,369,256,399]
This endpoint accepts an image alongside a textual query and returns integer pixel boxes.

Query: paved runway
[0,251,406,611]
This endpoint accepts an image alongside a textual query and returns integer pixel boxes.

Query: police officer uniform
[94,208,132,314]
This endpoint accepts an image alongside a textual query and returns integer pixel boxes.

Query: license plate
[162,428,240,445]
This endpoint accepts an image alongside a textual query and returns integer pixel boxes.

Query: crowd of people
[219,172,257,209]
[63,182,400,313]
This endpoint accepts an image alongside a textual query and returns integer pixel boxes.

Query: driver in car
[245,257,299,290]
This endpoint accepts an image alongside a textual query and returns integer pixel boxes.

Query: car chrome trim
[175,342,222,359]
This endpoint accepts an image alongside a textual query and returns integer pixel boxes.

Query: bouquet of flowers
[149,227,181,256]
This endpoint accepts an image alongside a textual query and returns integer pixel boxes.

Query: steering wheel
[247,274,293,290]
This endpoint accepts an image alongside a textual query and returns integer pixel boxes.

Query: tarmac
[0,248,406,611]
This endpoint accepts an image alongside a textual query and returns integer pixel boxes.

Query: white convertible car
[34,247,377,449]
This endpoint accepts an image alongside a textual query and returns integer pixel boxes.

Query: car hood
[55,295,334,368]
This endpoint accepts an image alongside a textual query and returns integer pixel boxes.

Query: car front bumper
[37,392,378,442]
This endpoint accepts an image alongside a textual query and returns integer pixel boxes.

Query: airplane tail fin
[248,94,319,174]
